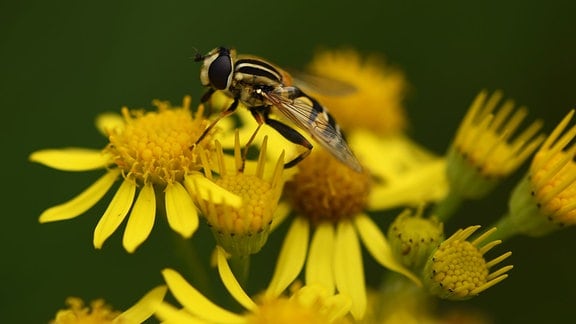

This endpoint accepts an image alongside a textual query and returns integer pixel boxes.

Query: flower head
[49,286,166,324]
[194,133,285,256]
[502,109,576,237]
[265,133,447,320]
[155,247,352,324]
[422,226,513,300]
[388,207,444,273]
[30,96,241,252]
[306,49,408,135]
[446,90,545,199]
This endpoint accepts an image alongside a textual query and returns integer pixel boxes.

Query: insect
[193,46,362,172]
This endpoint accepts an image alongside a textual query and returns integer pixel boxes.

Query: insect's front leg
[200,88,216,116]
[193,97,240,147]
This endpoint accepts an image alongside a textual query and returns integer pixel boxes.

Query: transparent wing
[260,87,362,172]
[288,69,357,96]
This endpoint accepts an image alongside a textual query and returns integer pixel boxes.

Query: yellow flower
[435,90,545,221]
[306,48,408,135]
[50,286,166,324]
[494,109,576,238]
[194,133,286,256]
[264,133,447,320]
[30,96,241,252]
[422,226,513,300]
[155,247,352,324]
[447,90,544,198]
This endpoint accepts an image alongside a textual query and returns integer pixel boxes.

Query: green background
[2,0,575,323]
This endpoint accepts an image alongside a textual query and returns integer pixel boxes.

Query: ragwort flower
[422,226,512,300]
[155,247,352,324]
[30,96,241,252]
[493,109,576,239]
[265,137,446,320]
[436,90,545,220]
[49,286,166,324]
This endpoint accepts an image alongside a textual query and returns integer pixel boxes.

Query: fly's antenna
[191,47,204,62]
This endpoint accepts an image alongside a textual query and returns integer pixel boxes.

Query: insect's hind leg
[265,118,313,168]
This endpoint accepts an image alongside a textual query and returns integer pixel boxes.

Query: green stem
[229,254,251,287]
[172,234,214,298]
[486,213,519,242]
[432,190,464,222]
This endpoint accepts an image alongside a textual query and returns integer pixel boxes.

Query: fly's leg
[264,117,313,168]
[193,97,239,147]
[200,88,216,116]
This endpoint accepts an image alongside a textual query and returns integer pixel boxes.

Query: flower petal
[334,220,366,320]
[354,213,422,286]
[93,178,136,249]
[165,182,199,238]
[123,182,156,253]
[162,268,244,323]
[39,169,120,223]
[369,159,448,210]
[305,223,335,294]
[270,201,291,232]
[95,111,125,136]
[266,217,309,297]
[116,285,167,323]
[30,148,111,171]
[216,246,256,311]
[184,172,242,208]
[155,302,204,324]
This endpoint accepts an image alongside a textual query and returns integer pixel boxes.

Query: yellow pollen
[50,297,120,324]
[104,97,213,186]
[210,174,278,234]
[284,150,371,225]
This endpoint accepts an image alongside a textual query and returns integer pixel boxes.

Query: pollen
[49,297,120,324]
[103,96,213,187]
[284,149,371,225]
[423,226,513,300]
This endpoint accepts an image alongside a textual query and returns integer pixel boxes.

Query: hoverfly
[193,47,362,172]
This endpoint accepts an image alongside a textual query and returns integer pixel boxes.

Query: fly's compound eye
[208,53,233,90]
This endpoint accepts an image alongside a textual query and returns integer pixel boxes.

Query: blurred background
[2,0,575,322]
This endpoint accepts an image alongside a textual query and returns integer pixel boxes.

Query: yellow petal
[216,246,256,311]
[95,112,125,136]
[115,285,167,323]
[93,179,136,249]
[266,217,309,297]
[39,169,120,223]
[354,213,422,286]
[270,201,291,232]
[30,148,111,171]
[161,268,244,323]
[184,172,242,208]
[305,223,335,294]
[334,220,366,320]
[155,302,207,324]
[165,182,199,238]
[123,182,156,253]
[369,159,448,210]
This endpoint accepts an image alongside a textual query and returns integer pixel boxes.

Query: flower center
[50,297,120,324]
[104,97,213,187]
[429,240,488,298]
[210,174,279,234]
[284,150,371,225]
